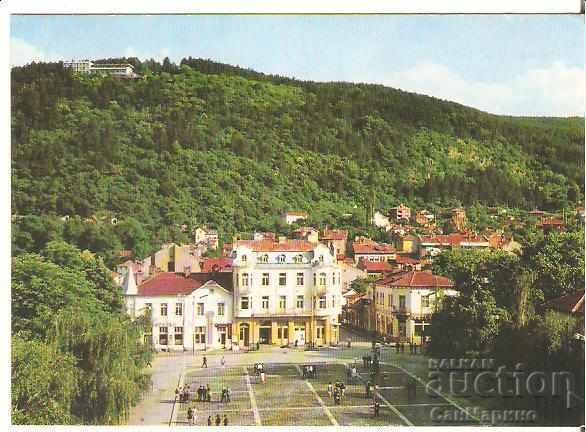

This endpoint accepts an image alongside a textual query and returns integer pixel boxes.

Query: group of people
[395,342,418,354]
[186,408,229,426]
[327,381,346,405]
[220,387,232,403]
[176,386,191,403]
[254,362,266,384]
[196,384,212,402]
[302,365,317,379]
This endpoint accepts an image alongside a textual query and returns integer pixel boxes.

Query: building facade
[353,238,396,264]
[389,204,411,222]
[368,271,457,344]
[123,271,234,351]
[230,239,343,347]
[321,229,348,258]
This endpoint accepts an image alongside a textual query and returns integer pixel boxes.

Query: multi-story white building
[230,239,343,347]
[352,238,396,264]
[367,270,458,344]
[63,59,138,78]
[123,271,234,351]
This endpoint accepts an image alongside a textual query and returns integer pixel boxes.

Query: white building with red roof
[283,210,308,225]
[352,238,396,264]
[230,239,342,348]
[123,271,234,351]
[367,270,457,344]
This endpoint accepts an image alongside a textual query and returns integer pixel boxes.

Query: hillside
[10,58,585,262]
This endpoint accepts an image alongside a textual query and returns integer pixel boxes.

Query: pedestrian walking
[187,407,194,425]
[260,371,266,384]
[223,414,228,426]
[207,416,212,426]
[333,388,341,405]
[221,356,226,367]
[215,414,221,426]
[202,356,208,368]
[327,382,333,398]
[347,337,351,348]
[366,381,372,397]
[227,387,232,402]
[206,384,211,402]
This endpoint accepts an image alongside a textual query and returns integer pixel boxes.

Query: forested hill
[11,58,584,261]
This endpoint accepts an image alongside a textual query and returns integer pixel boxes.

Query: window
[317,327,324,339]
[262,296,269,309]
[160,303,168,316]
[399,295,406,309]
[242,254,247,263]
[313,273,316,286]
[415,324,424,336]
[279,295,286,310]
[159,326,168,345]
[388,294,392,307]
[175,303,183,316]
[242,273,249,286]
[195,326,206,344]
[241,296,249,310]
[174,327,183,345]
[319,273,326,286]
[319,255,324,263]
[296,272,304,286]
[277,254,286,263]
[332,273,336,285]
[319,295,326,309]
[262,273,269,286]
[261,254,269,263]
[338,273,341,285]
[197,303,204,315]
[296,295,304,309]
[217,303,225,316]
[144,303,152,315]
[332,295,336,308]
[421,296,430,308]
[277,327,289,339]
[279,273,287,286]
[399,321,407,337]
[293,254,303,263]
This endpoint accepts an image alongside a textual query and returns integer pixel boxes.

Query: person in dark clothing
[207,416,212,426]
[366,381,372,397]
[202,356,208,368]
[223,415,228,426]
[215,414,221,426]
[400,343,405,353]
[374,401,380,417]
[362,356,367,368]
[407,378,417,402]
[206,384,211,402]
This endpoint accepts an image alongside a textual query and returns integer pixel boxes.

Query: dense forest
[11,57,584,262]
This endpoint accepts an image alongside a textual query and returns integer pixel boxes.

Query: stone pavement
[125,327,376,425]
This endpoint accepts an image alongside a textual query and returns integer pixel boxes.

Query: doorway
[239,323,250,346]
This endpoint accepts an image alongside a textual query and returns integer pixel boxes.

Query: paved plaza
[127,327,570,426]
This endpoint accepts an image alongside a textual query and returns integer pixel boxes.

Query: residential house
[151,243,201,274]
[195,227,219,250]
[292,227,319,243]
[367,271,457,344]
[352,238,396,264]
[283,211,308,225]
[253,232,277,241]
[398,235,419,254]
[200,257,233,273]
[418,233,490,258]
[357,259,395,278]
[231,239,343,347]
[414,210,435,226]
[389,204,411,222]
[537,217,566,233]
[395,254,423,271]
[451,208,467,232]
[321,229,348,258]
[123,271,234,351]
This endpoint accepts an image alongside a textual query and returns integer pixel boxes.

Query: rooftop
[235,239,315,252]
[137,271,233,297]
[377,270,454,288]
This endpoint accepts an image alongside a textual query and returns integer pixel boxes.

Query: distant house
[537,217,565,233]
[292,227,319,243]
[389,204,411,222]
[418,233,490,258]
[321,229,349,257]
[357,259,395,277]
[398,235,419,254]
[283,211,308,225]
[451,208,467,232]
[253,232,277,241]
[195,227,219,250]
[352,238,396,264]
[395,254,422,271]
[414,210,435,226]
[200,257,233,273]
[528,209,547,218]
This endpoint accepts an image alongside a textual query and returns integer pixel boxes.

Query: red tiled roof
[137,272,234,296]
[235,239,314,252]
[358,260,394,273]
[200,257,233,273]
[395,254,421,265]
[538,217,564,226]
[378,271,454,288]
[419,233,487,246]
[544,290,585,314]
[353,241,395,254]
[322,229,348,241]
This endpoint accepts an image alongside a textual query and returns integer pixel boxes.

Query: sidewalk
[126,352,193,425]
